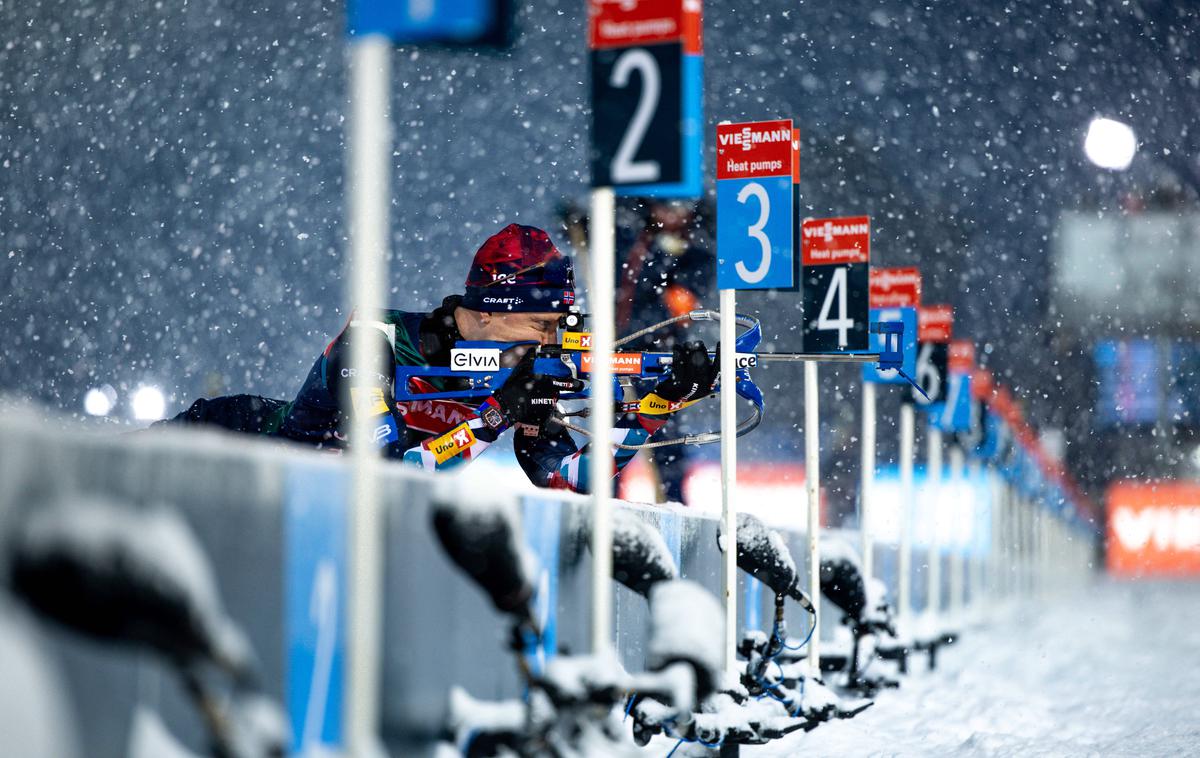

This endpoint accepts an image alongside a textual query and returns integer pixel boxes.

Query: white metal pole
[346,35,390,754]
[860,381,877,584]
[926,426,943,630]
[948,445,965,627]
[987,468,1000,612]
[804,361,822,675]
[898,403,915,639]
[719,288,739,675]
[969,457,985,622]
[588,187,616,655]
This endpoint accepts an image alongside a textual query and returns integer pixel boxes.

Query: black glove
[654,341,718,404]
[491,349,584,428]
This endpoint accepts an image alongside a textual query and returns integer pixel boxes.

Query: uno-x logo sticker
[350,386,390,416]
[425,422,478,465]
[562,332,593,350]
[637,393,702,415]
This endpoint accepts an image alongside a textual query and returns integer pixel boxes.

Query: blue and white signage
[349,0,507,44]
[716,119,798,290]
[285,464,348,754]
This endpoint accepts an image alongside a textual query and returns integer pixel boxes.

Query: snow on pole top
[647,579,724,692]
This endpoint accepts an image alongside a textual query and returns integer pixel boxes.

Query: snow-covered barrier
[0,414,778,755]
[0,410,1054,756]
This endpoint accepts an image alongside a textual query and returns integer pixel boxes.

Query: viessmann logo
[581,352,643,374]
[803,219,871,243]
[872,269,921,291]
[718,126,791,152]
[1111,505,1200,553]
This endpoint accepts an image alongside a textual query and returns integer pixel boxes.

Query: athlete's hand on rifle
[491,349,584,428]
[654,341,719,404]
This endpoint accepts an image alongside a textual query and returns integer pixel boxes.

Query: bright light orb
[84,387,115,416]
[131,386,166,421]
[1084,117,1137,170]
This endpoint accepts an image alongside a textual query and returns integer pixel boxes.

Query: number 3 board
[716,119,798,290]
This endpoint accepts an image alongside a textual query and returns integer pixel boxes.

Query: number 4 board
[801,216,870,352]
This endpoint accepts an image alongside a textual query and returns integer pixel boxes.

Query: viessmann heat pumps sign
[1107,481,1200,577]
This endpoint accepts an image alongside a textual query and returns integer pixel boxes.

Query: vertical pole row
[804,362,822,675]
[588,187,616,655]
[925,426,943,629]
[860,381,877,584]
[719,289,739,675]
[898,403,915,640]
[346,35,390,754]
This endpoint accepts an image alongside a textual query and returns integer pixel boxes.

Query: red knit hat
[462,224,576,312]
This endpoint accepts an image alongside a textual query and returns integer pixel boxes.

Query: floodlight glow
[84,387,115,417]
[1084,117,1136,170]
[131,386,166,421]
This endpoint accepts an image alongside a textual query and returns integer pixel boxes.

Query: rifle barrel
[753,352,880,364]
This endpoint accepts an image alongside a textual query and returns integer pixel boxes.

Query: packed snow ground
[734,579,1200,757]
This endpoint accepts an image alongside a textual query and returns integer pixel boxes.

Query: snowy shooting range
[2,0,1199,756]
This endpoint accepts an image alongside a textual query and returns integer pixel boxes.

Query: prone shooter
[164,223,915,494]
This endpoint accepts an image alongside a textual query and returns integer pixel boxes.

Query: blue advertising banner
[285,463,348,755]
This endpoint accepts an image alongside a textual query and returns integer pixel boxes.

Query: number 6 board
[910,304,953,406]
[715,119,798,290]
[800,216,870,352]
[589,0,703,198]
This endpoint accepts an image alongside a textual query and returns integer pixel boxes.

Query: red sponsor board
[716,119,793,180]
[869,267,921,308]
[800,216,870,266]
[588,0,701,54]
[918,304,953,342]
[1107,481,1200,577]
[971,368,994,400]
[948,340,975,374]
